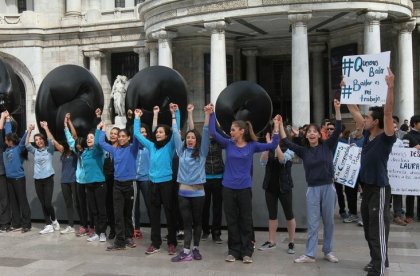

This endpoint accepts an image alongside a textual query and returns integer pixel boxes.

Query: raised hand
[187,104,194,112]
[28,123,35,131]
[153,106,160,114]
[95,108,102,118]
[134,109,143,118]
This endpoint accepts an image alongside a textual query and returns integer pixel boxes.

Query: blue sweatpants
[305,183,337,258]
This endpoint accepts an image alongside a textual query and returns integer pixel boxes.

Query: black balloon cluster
[35,65,104,141]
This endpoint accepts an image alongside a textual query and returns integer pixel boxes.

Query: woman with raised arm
[44,114,79,234]
[26,121,60,234]
[3,112,31,233]
[133,104,180,255]
[170,104,210,262]
[0,111,13,232]
[97,120,139,251]
[279,99,342,264]
[208,104,281,264]
[65,110,107,243]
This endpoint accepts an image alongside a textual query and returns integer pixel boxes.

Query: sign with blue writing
[333,142,362,188]
[388,147,420,195]
[341,51,390,105]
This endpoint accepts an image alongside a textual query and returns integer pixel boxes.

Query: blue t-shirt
[61,152,77,184]
[359,130,396,187]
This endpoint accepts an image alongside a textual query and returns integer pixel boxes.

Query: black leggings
[61,182,80,227]
[179,195,205,249]
[35,175,56,225]
[265,190,294,220]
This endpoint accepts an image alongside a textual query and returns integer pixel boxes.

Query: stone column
[85,0,101,22]
[151,30,177,68]
[360,11,387,114]
[204,20,227,105]
[288,12,312,127]
[84,50,104,82]
[147,42,158,66]
[396,19,416,122]
[310,44,326,125]
[134,47,149,71]
[242,48,258,82]
[65,0,82,16]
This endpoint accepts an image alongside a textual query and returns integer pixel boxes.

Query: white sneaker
[52,220,60,231]
[324,253,339,263]
[87,233,99,242]
[99,233,106,242]
[39,225,54,234]
[294,255,315,263]
[60,226,75,234]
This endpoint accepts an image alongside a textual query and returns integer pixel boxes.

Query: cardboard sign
[333,142,362,188]
[341,51,390,105]
[388,147,420,195]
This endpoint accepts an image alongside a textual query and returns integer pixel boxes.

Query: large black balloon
[126,66,188,128]
[215,81,273,135]
[35,65,104,140]
[0,58,20,114]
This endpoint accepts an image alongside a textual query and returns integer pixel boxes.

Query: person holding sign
[347,68,396,276]
[278,99,342,264]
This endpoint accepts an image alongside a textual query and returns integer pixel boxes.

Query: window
[17,0,27,13]
[115,0,125,8]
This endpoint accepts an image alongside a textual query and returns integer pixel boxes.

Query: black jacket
[262,146,293,194]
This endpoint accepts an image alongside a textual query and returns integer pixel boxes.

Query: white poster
[388,147,420,195]
[333,142,362,188]
[341,51,390,105]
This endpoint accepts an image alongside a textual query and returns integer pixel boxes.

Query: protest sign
[341,51,390,105]
[333,142,362,188]
[388,147,420,195]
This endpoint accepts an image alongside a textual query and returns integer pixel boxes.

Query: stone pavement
[0,216,419,276]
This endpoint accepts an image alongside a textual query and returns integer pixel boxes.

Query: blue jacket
[65,128,105,184]
[133,110,180,183]
[98,130,139,181]
[26,138,55,179]
[3,131,27,179]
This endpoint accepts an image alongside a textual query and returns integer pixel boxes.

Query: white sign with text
[388,147,420,195]
[333,142,362,188]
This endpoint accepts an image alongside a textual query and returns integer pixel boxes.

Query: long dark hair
[183,129,201,159]
[153,124,172,149]
[5,132,28,160]
[232,120,257,142]
[33,133,47,149]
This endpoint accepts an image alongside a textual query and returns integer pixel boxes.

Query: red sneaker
[168,244,177,255]
[133,228,143,239]
[87,227,95,237]
[77,226,88,237]
[145,245,160,255]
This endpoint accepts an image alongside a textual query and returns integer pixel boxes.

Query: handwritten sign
[333,142,362,188]
[388,147,420,195]
[341,51,390,105]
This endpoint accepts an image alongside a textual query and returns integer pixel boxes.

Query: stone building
[1,0,419,128]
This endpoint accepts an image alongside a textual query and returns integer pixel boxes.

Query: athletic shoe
[126,238,136,248]
[287,242,296,254]
[145,245,160,255]
[39,225,54,234]
[213,235,223,244]
[242,256,253,263]
[133,228,142,239]
[87,233,99,242]
[324,253,339,263]
[405,216,414,224]
[394,217,407,226]
[87,227,95,237]
[162,234,168,241]
[294,255,315,263]
[177,230,184,240]
[258,241,276,251]
[357,218,364,226]
[171,251,192,262]
[339,212,349,220]
[99,233,106,242]
[0,225,10,233]
[225,255,236,262]
[168,244,177,255]
[52,220,60,231]
[192,248,202,260]
[21,227,31,233]
[60,226,75,234]
[343,214,359,223]
[364,263,373,272]
[77,226,88,236]
[201,232,209,241]
[8,226,22,232]
[106,244,125,251]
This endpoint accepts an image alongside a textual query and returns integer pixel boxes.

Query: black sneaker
[213,235,223,244]
[201,232,209,241]
[0,225,10,233]
[287,242,296,254]
[21,227,31,233]
[7,226,22,232]
[125,238,137,248]
[258,241,276,251]
[106,243,126,251]
[364,263,373,272]
[177,230,184,240]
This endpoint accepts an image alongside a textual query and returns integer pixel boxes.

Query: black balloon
[35,65,104,140]
[0,58,20,114]
[125,66,188,128]
[215,81,273,135]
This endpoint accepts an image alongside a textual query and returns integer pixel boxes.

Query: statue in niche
[111,75,129,117]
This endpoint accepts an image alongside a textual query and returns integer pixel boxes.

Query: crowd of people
[0,68,418,276]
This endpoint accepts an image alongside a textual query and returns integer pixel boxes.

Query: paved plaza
[0,216,419,276]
